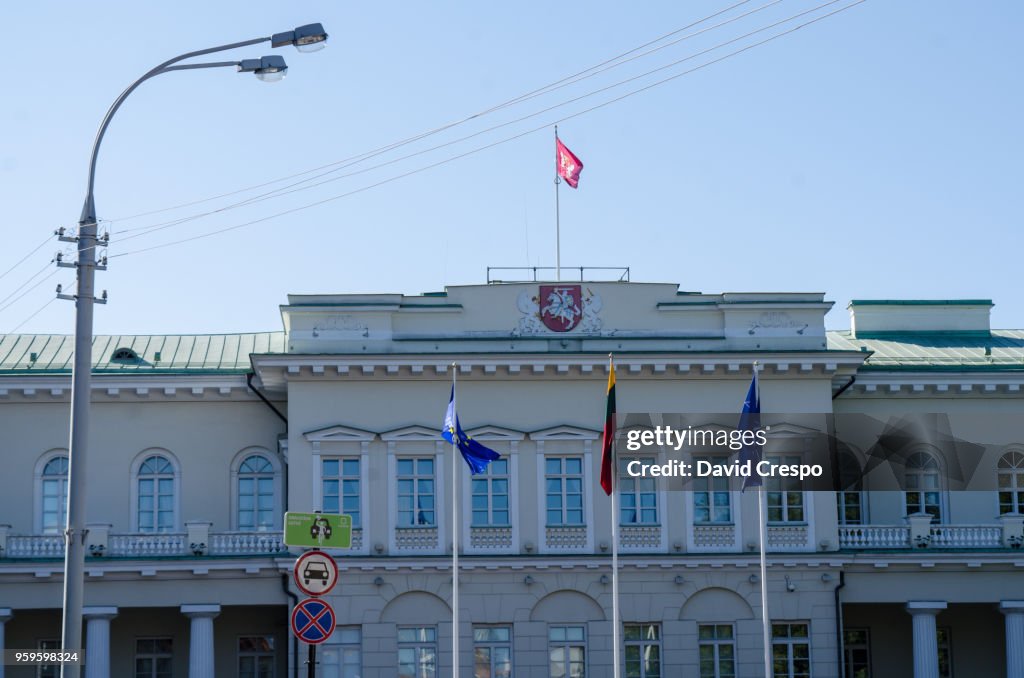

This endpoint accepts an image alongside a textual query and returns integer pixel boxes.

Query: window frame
[619,457,659,526]
[624,622,662,678]
[397,625,438,678]
[843,627,871,678]
[396,457,437,528]
[766,455,806,524]
[771,622,811,678]
[904,450,945,523]
[233,452,279,532]
[697,623,736,678]
[130,450,181,534]
[997,449,1024,516]
[470,458,512,527]
[692,456,733,525]
[545,456,586,526]
[473,625,513,678]
[134,637,174,678]
[321,456,363,529]
[548,624,587,678]
[237,635,276,678]
[35,450,69,535]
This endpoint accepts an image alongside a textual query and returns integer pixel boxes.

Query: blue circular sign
[291,598,336,644]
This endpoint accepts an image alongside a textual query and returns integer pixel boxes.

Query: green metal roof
[0,332,285,374]
[827,330,1024,371]
[1,330,1022,374]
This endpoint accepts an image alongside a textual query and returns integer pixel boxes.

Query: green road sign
[284,512,352,549]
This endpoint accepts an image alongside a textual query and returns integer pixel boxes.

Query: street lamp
[59,23,327,678]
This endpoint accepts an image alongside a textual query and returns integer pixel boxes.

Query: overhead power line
[106,0,766,227]
[107,0,866,261]
[112,0,838,246]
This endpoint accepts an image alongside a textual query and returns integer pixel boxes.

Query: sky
[1,1,1021,335]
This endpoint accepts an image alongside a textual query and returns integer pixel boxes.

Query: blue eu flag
[443,387,502,475]
[739,371,762,491]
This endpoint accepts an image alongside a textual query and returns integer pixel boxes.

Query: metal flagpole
[754,363,772,678]
[451,362,460,678]
[554,125,561,281]
[610,374,622,678]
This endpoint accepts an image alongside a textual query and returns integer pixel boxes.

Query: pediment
[380,425,443,442]
[464,425,526,442]
[529,425,601,441]
[303,424,377,443]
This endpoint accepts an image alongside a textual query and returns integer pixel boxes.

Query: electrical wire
[105,0,765,226]
[0,260,58,310]
[112,0,838,246]
[7,295,59,334]
[107,0,866,261]
[0,268,61,316]
[0,234,54,283]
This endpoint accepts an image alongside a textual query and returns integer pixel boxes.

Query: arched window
[238,455,275,531]
[998,450,1024,515]
[905,451,942,522]
[137,455,175,533]
[41,455,69,534]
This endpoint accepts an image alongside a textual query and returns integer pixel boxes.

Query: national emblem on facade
[514,286,603,335]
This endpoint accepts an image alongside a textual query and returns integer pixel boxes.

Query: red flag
[556,137,584,189]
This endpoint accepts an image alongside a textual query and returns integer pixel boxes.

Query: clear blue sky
[2,1,1021,335]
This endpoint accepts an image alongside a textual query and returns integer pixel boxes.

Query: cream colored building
[1,281,1022,678]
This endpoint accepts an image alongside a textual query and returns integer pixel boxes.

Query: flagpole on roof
[554,125,561,281]
[451,362,460,678]
[754,362,771,678]
[609,354,622,678]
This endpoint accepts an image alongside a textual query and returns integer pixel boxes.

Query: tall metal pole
[554,126,561,281]
[451,363,460,678]
[58,33,303,678]
[610,439,621,678]
[754,363,772,678]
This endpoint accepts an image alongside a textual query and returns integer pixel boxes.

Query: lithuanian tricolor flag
[599,357,616,496]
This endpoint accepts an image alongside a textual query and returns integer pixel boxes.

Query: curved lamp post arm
[80,36,270,223]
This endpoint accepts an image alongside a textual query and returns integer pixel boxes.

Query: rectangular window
[135,638,173,678]
[323,458,361,528]
[138,477,175,533]
[767,457,805,523]
[694,458,732,524]
[398,626,437,678]
[41,477,67,535]
[844,628,870,678]
[772,623,810,678]
[546,457,584,526]
[549,625,586,677]
[837,492,863,525]
[397,458,435,527]
[322,627,361,678]
[698,624,735,678]
[474,626,512,678]
[620,459,658,525]
[238,636,275,678]
[472,459,510,527]
[937,627,952,678]
[624,623,661,678]
[37,639,60,678]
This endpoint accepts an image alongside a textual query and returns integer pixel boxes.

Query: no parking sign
[291,598,336,645]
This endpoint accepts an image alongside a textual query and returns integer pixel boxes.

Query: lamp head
[238,55,288,82]
[272,23,328,51]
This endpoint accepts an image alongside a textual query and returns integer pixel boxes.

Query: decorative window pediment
[381,425,443,442]
[463,425,525,442]
[303,424,377,443]
[529,425,601,441]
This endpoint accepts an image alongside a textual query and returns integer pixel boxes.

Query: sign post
[285,512,351,678]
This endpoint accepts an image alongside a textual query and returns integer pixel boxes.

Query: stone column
[83,606,118,678]
[906,601,946,678]
[0,608,12,678]
[1001,601,1024,678]
[181,604,220,678]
